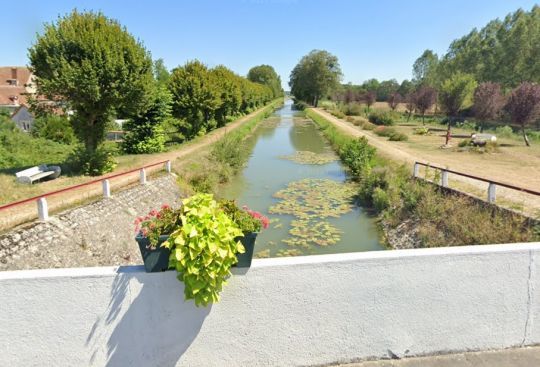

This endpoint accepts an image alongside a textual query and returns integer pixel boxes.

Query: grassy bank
[305,108,540,248]
[175,99,283,194]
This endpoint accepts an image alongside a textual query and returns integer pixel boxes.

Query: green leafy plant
[219,199,270,233]
[68,144,117,176]
[162,194,245,307]
[339,137,376,177]
[414,127,430,135]
[368,110,395,126]
[388,132,408,141]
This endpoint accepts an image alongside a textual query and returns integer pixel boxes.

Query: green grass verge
[305,108,540,248]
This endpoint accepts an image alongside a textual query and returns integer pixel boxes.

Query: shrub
[368,110,395,126]
[292,100,308,110]
[68,145,117,176]
[362,121,376,130]
[458,139,471,147]
[330,109,346,119]
[32,115,75,144]
[219,199,269,232]
[339,137,376,177]
[358,167,390,204]
[494,125,514,138]
[414,127,430,135]
[345,116,355,123]
[374,126,397,137]
[388,132,408,141]
[341,103,363,116]
[527,131,540,142]
[319,101,336,110]
[372,187,390,212]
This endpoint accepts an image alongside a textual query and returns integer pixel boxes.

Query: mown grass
[305,108,540,248]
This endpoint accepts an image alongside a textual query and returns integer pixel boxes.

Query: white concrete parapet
[37,197,48,221]
[1,242,540,366]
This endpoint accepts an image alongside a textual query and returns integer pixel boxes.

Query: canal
[218,100,383,258]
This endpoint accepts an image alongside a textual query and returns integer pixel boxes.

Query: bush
[374,126,397,137]
[372,187,390,212]
[362,121,376,130]
[358,167,390,204]
[414,127,430,135]
[319,101,336,110]
[68,145,117,176]
[330,109,345,119]
[341,103,363,116]
[388,132,408,141]
[211,133,245,171]
[368,110,395,126]
[292,101,308,110]
[494,125,514,138]
[458,139,471,147]
[339,137,376,177]
[528,131,540,142]
[0,117,74,170]
[32,115,75,144]
[345,116,355,123]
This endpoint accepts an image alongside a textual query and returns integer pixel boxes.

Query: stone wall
[0,174,181,270]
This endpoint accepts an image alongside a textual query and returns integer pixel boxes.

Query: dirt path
[0,101,282,231]
[310,108,540,216]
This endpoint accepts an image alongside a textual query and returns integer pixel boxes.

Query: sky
[2,0,538,89]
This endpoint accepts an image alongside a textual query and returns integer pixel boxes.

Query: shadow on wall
[87,266,211,367]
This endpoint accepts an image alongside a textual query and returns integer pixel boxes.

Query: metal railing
[413,161,540,204]
[0,160,172,221]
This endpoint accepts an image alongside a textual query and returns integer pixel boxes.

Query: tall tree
[123,86,171,154]
[413,50,439,86]
[405,91,417,121]
[376,79,399,101]
[473,82,505,126]
[439,73,477,144]
[388,92,402,111]
[168,60,221,137]
[414,86,438,125]
[154,58,170,87]
[211,65,242,127]
[28,10,153,173]
[363,91,377,113]
[505,82,540,146]
[289,50,342,106]
[398,79,415,97]
[247,65,283,99]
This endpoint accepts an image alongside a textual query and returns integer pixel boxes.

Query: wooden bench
[16,165,61,184]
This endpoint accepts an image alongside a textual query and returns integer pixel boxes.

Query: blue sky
[2,0,538,88]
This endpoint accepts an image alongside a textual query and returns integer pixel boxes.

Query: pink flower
[161,204,170,210]
[149,209,158,217]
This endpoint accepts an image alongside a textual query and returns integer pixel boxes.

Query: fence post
[37,198,49,221]
[413,162,419,178]
[441,170,449,188]
[488,183,496,203]
[102,179,111,198]
[165,160,172,173]
[140,168,147,184]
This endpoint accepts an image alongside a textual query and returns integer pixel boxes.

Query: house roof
[0,66,33,106]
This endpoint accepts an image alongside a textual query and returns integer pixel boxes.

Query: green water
[218,100,383,257]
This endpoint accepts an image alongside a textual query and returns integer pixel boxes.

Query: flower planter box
[136,232,257,272]
[235,232,258,268]
[135,234,171,272]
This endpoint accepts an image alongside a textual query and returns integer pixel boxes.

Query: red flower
[161,204,170,210]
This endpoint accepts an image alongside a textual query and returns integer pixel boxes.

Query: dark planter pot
[136,231,258,272]
[135,234,171,273]
[235,232,258,268]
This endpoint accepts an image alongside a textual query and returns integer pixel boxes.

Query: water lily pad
[269,178,356,218]
[278,151,337,165]
[254,249,270,258]
[276,248,303,257]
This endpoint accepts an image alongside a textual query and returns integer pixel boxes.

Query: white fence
[1,242,540,366]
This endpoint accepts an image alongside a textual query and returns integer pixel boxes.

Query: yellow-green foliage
[163,194,244,307]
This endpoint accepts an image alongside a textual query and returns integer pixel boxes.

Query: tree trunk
[522,125,531,147]
[407,111,411,122]
[422,113,425,125]
[445,118,452,145]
